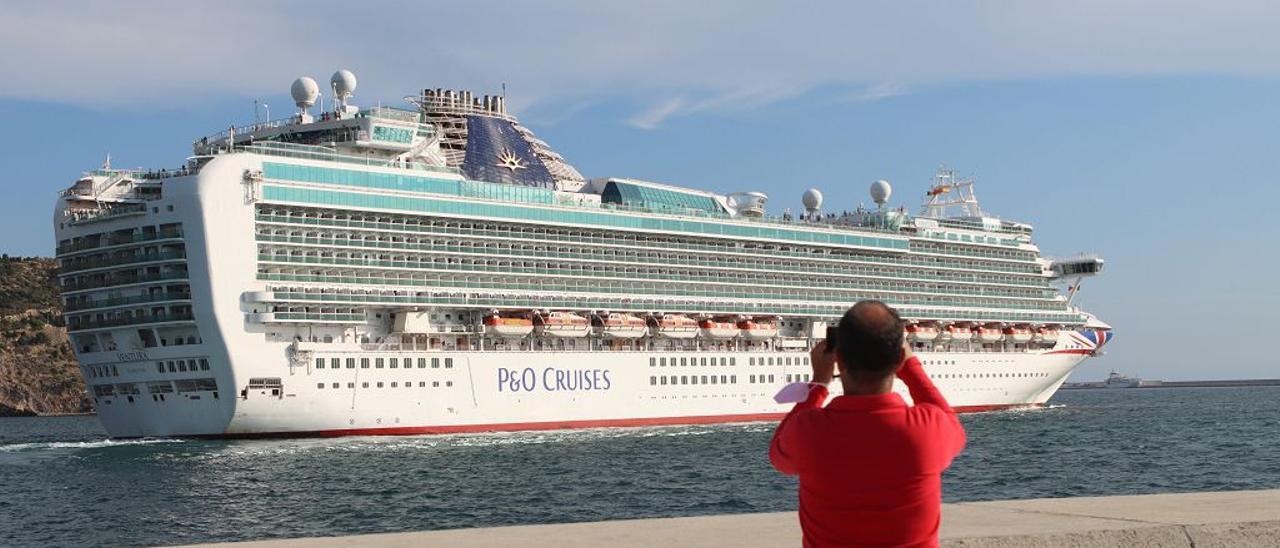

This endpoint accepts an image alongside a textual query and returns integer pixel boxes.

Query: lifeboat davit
[597,313,648,338]
[737,318,779,339]
[1004,325,1034,343]
[906,322,940,342]
[1036,325,1060,344]
[699,318,739,339]
[534,311,591,338]
[977,324,1005,343]
[946,323,973,341]
[651,314,699,339]
[483,314,534,337]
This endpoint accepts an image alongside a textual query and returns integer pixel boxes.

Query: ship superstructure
[54,71,1112,438]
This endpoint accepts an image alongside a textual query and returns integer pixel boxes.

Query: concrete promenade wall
[193,489,1280,547]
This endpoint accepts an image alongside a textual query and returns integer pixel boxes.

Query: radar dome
[802,188,823,210]
[870,179,892,206]
[291,77,319,108]
[330,69,357,98]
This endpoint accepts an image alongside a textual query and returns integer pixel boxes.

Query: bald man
[770,300,967,548]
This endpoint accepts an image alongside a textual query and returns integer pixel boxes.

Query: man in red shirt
[770,300,967,547]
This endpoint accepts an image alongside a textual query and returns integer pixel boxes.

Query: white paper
[773,382,816,404]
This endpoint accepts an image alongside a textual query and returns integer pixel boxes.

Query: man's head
[835,300,906,383]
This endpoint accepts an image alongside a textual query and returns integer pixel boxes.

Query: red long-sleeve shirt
[769,356,967,548]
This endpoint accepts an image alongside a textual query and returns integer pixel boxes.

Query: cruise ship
[53,71,1112,438]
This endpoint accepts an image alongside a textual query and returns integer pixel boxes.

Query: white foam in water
[205,422,775,457]
[0,438,183,453]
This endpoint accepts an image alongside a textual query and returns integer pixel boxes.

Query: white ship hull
[85,342,1089,438]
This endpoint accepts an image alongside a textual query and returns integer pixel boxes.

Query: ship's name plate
[116,351,151,363]
[497,367,612,393]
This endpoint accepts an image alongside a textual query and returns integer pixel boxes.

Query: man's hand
[809,340,837,384]
[896,339,916,379]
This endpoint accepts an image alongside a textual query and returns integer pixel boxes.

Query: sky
[2,1,1278,381]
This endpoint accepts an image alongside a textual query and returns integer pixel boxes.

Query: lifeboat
[597,313,648,338]
[945,323,973,341]
[1036,325,1060,344]
[1004,325,1034,343]
[737,318,779,339]
[906,322,940,342]
[977,324,1005,343]
[483,314,533,337]
[699,318,740,339]
[650,314,699,339]
[534,311,591,338]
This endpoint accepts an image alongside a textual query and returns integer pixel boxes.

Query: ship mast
[920,166,984,219]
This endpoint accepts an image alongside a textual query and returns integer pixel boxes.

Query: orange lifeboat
[699,318,739,339]
[946,323,973,341]
[977,324,1005,343]
[483,314,534,337]
[597,313,648,338]
[650,314,699,339]
[906,322,940,342]
[533,311,591,338]
[1003,325,1033,343]
[737,318,779,339]
[1035,325,1060,344]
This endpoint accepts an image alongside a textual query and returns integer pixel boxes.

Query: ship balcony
[248,312,366,324]
[59,250,187,274]
[64,292,191,312]
[56,230,184,256]
[60,271,189,294]
[246,312,276,323]
[67,311,195,333]
[64,202,148,225]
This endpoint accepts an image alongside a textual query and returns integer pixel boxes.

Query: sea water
[2,386,1278,547]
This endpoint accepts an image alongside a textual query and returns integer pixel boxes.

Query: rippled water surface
[2,386,1278,547]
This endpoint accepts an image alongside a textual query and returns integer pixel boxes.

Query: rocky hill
[0,256,90,416]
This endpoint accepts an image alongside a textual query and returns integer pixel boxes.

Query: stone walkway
[190,489,1280,547]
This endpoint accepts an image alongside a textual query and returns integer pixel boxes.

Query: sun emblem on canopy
[496,148,527,172]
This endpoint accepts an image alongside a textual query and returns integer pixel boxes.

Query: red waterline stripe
[200,403,1039,439]
[1044,349,1095,355]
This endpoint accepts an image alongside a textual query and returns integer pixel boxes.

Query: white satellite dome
[802,188,823,210]
[291,77,320,108]
[330,69,357,99]
[870,179,892,206]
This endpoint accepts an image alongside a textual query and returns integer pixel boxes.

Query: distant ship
[1104,371,1142,388]
[53,70,1113,438]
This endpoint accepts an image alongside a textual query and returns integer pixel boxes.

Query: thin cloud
[847,82,906,103]
[627,98,686,130]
